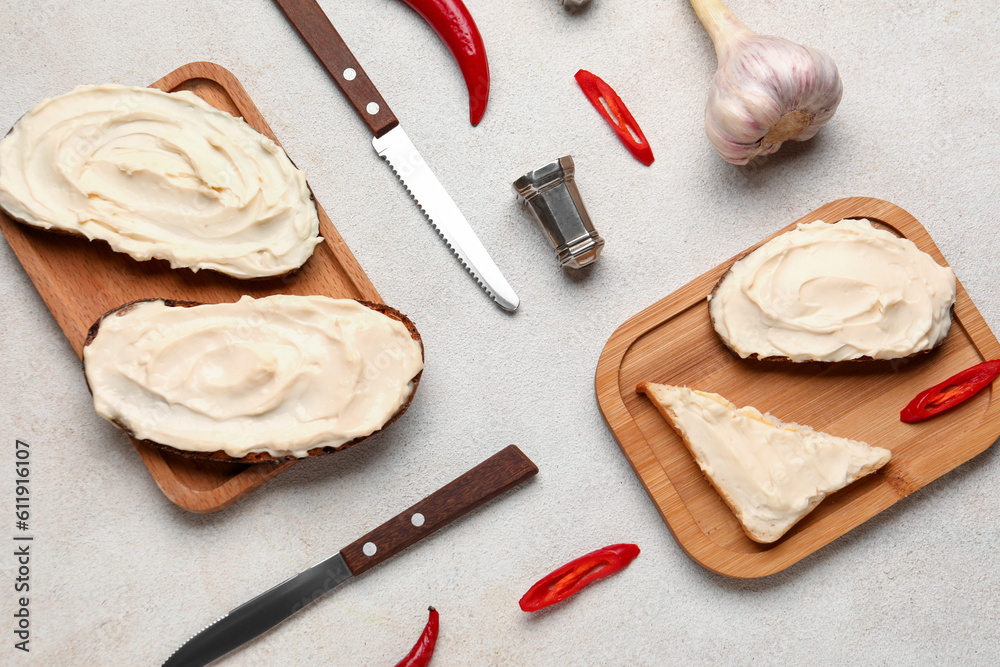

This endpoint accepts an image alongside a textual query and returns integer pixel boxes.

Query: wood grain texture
[273,0,399,137]
[341,445,538,576]
[0,62,385,513]
[595,197,1000,578]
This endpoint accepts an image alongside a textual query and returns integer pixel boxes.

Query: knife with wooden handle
[272,0,519,312]
[162,445,538,666]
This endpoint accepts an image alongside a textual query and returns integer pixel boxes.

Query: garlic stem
[689,0,843,164]
[689,0,752,61]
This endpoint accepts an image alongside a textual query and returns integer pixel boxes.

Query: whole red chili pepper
[519,543,640,612]
[574,70,654,166]
[900,360,1000,423]
[398,0,490,125]
[395,606,439,667]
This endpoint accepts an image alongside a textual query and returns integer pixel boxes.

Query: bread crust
[84,298,424,464]
[636,382,890,543]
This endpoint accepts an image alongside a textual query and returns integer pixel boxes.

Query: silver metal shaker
[513,156,604,269]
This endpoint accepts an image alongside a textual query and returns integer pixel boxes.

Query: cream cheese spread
[83,295,423,459]
[0,84,321,278]
[639,383,891,543]
[709,218,956,362]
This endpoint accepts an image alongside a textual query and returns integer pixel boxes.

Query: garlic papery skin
[691,0,843,164]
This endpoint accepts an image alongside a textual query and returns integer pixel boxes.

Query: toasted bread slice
[84,297,423,464]
[637,382,891,543]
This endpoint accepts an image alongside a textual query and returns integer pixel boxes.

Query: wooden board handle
[273,0,399,137]
[341,445,538,576]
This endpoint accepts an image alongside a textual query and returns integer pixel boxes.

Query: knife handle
[341,445,538,576]
[273,0,399,137]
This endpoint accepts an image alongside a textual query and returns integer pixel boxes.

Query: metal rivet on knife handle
[513,156,604,269]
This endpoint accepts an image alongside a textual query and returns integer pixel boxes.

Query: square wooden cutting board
[0,62,383,513]
[596,197,1000,578]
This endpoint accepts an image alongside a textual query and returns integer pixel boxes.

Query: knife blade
[273,0,519,312]
[162,445,537,666]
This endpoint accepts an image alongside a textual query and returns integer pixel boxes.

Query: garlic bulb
[690,0,843,164]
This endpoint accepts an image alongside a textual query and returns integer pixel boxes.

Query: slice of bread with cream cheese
[637,382,891,543]
[0,85,321,279]
[709,218,956,362]
[84,295,423,462]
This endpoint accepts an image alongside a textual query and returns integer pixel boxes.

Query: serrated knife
[273,0,519,311]
[162,445,537,666]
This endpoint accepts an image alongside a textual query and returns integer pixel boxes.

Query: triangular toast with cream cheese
[636,382,891,543]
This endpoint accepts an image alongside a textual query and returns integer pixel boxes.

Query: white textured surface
[1,0,999,664]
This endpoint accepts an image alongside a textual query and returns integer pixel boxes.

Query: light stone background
[1,0,998,664]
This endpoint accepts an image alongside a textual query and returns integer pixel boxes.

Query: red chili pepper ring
[519,543,640,613]
[575,70,654,166]
[900,360,1000,423]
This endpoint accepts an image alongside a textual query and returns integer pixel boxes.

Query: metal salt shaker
[513,156,604,269]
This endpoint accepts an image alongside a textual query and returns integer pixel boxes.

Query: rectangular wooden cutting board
[596,197,1000,578]
[0,62,382,513]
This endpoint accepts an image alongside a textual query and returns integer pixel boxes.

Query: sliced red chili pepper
[574,70,654,166]
[398,0,490,125]
[519,543,640,612]
[900,360,1000,423]
[395,606,439,667]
